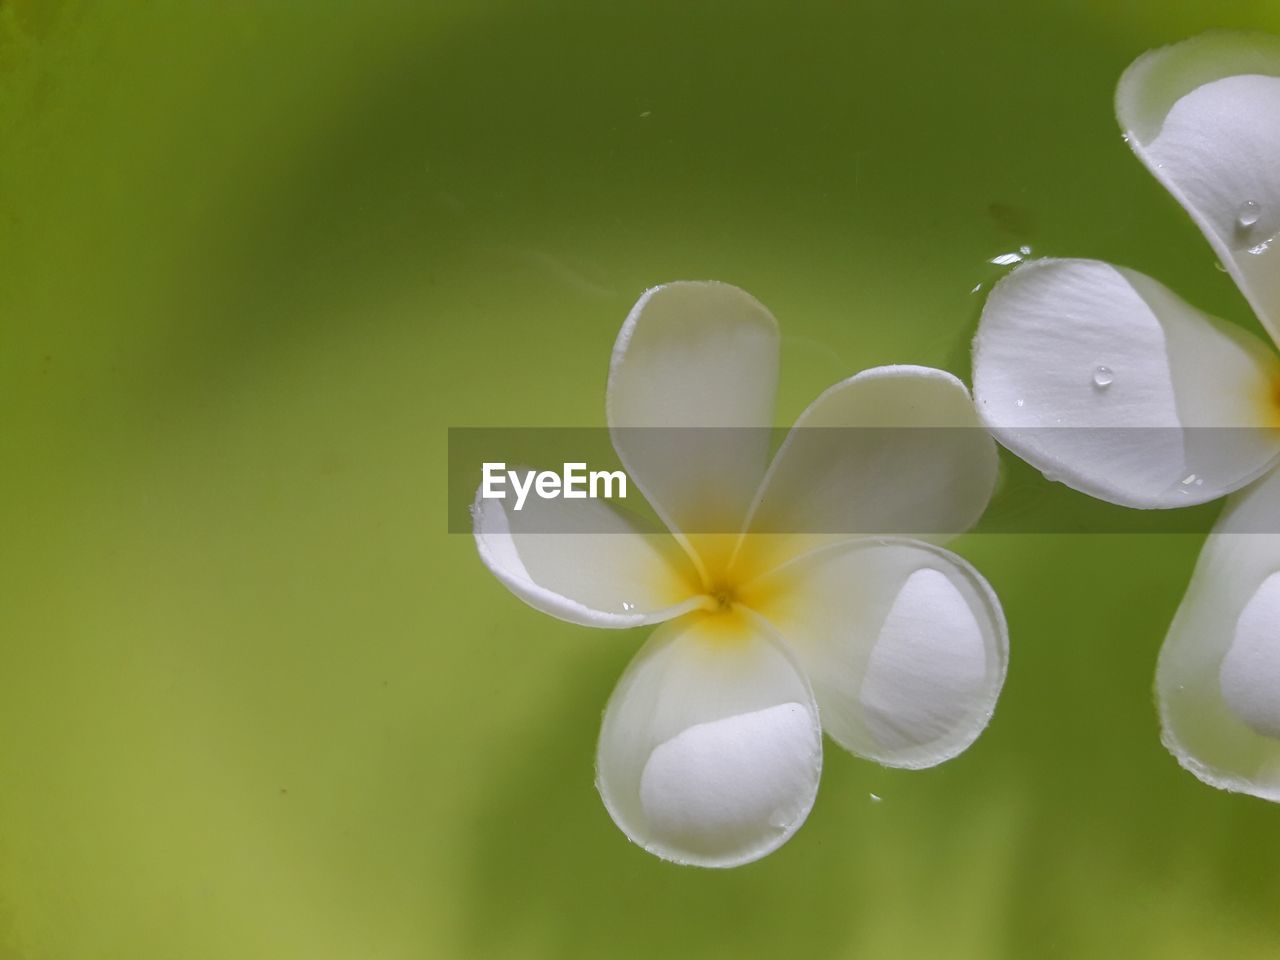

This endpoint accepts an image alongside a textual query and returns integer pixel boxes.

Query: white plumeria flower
[474,281,1009,867]
[972,32,1280,799]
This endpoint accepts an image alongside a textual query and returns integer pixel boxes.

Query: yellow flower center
[676,535,796,644]
[652,533,808,643]
[707,580,739,612]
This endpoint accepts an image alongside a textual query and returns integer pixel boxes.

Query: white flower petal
[751,538,1007,769]
[1219,572,1280,739]
[973,258,1280,508]
[596,614,822,867]
[472,489,702,628]
[607,282,779,544]
[735,366,997,573]
[1158,466,1280,800]
[1117,31,1280,340]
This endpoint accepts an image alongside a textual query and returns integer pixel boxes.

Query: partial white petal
[596,614,822,867]
[1158,466,1280,800]
[1117,31,1280,340]
[472,488,701,629]
[607,282,779,543]
[973,258,1280,507]
[751,538,1007,769]
[736,366,997,573]
[1219,573,1280,739]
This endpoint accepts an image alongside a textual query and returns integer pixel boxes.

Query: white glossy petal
[596,614,822,867]
[1219,572,1280,739]
[1118,31,1280,340]
[607,282,779,543]
[472,489,701,629]
[1157,466,1280,800]
[974,258,1280,507]
[737,366,997,572]
[751,538,1008,769]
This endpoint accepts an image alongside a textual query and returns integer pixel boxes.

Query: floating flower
[972,32,1280,798]
[475,281,1008,866]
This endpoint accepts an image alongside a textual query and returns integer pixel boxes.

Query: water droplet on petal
[622,601,635,612]
[1237,199,1262,229]
[1092,365,1114,389]
[1014,398,1025,408]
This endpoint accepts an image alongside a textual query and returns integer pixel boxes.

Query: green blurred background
[3,2,1280,958]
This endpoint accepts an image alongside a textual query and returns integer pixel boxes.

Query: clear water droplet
[1092,365,1114,389]
[1014,398,1025,408]
[1180,474,1198,486]
[869,793,883,803]
[622,601,635,612]
[1238,200,1262,229]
